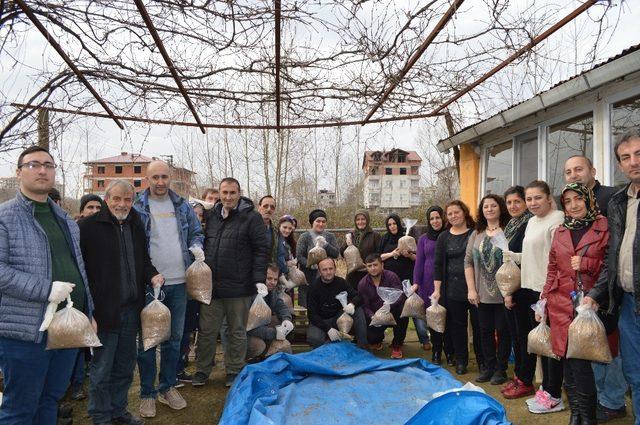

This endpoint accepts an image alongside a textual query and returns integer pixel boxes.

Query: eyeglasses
[19,161,57,170]
[262,204,276,210]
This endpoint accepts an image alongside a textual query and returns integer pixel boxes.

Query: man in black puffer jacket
[193,177,268,388]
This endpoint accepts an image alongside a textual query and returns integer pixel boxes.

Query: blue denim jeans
[0,336,77,425]
[71,349,85,387]
[176,299,200,374]
[137,283,186,398]
[619,292,640,424]
[413,318,430,344]
[88,307,139,423]
[592,355,627,410]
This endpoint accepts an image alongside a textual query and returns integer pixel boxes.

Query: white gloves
[189,245,205,262]
[49,281,75,303]
[343,303,355,315]
[256,283,268,296]
[327,328,341,342]
[276,320,295,340]
[279,274,295,290]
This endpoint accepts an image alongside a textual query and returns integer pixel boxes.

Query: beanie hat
[308,209,327,225]
[80,194,102,213]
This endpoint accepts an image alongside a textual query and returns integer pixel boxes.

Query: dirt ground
[63,328,634,425]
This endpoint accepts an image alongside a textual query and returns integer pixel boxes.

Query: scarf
[561,182,599,230]
[425,206,445,241]
[380,213,405,250]
[504,210,533,242]
[352,210,372,249]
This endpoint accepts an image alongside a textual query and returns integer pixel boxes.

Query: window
[516,131,538,186]
[385,180,392,188]
[134,165,142,174]
[97,166,105,174]
[485,141,513,196]
[115,165,123,174]
[134,180,142,188]
[369,179,379,188]
[410,179,419,188]
[370,194,380,203]
[547,113,593,195]
[399,180,406,188]
[611,96,640,187]
[385,167,392,175]
[411,193,420,204]
[400,168,407,175]
[97,180,105,188]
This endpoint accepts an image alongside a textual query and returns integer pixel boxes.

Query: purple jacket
[413,234,436,302]
[357,270,406,321]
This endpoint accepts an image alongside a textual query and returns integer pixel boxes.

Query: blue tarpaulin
[219,343,510,425]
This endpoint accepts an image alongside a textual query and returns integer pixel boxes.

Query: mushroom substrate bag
[335,291,353,333]
[495,253,521,297]
[425,297,446,333]
[247,284,272,331]
[370,287,403,327]
[287,265,307,287]
[400,280,426,320]
[186,248,212,304]
[141,289,171,351]
[526,299,559,360]
[266,339,292,356]
[566,304,612,363]
[344,245,365,275]
[46,298,102,350]
[398,218,417,252]
[307,236,328,267]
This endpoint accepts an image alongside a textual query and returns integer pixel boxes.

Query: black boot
[431,352,442,365]
[564,380,581,425]
[576,388,597,425]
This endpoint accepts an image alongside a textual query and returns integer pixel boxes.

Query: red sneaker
[501,378,517,394]
[503,378,535,399]
[391,346,403,359]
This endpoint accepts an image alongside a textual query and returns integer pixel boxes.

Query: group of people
[0,127,638,425]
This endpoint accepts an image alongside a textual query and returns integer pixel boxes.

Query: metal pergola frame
[11,0,599,131]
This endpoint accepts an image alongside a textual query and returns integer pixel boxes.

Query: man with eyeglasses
[258,195,286,268]
[0,146,94,424]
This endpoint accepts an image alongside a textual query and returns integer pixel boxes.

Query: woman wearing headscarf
[540,183,610,424]
[413,206,450,356]
[296,209,339,307]
[379,214,416,282]
[341,210,381,291]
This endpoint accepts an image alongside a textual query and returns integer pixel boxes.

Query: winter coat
[203,197,269,298]
[78,207,158,332]
[589,184,640,314]
[0,192,94,343]
[413,235,437,303]
[541,215,609,358]
[134,189,204,269]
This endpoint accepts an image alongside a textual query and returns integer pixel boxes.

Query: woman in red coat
[540,182,609,425]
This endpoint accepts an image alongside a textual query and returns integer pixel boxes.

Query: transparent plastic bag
[495,252,521,297]
[279,290,294,310]
[287,265,307,287]
[307,236,328,267]
[344,234,365,274]
[370,287,402,327]
[567,304,612,363]
[400,280,426,320]
[266,339,292,356]
[335,291,354,333]
[247,284,272,331]
[186,247,212,304]
[141,288,171,351]
[426,296,446,333]
[526,299,560,360]
[46,297,102,350]
[398,218,417,253]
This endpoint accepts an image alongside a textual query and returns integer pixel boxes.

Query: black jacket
[204,197,268,298]
[78,207,158,332]
[593,181,618,217]
[307,276,362,332]
[589,183,640,313]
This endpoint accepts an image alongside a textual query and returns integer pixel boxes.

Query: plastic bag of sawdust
[344,234,365,274]
[567,304,612,363]
[398,218,417,253]
[307,236,328,267]
[495,252,521,297]
[370,287,403,327]
[141,288,171,351]
[426,296,446,333]
[247,283,272,331]
[186,246,212,304]
[266,339,292,357]
[286,265,307,287]
[335,291,354,333]
[527,299,559,360]
[45,297,102,350]
[401,280,426,320]
[279,290,294,311]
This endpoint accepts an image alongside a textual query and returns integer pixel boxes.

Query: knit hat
[308,209,327,225]
[80,194,102,213]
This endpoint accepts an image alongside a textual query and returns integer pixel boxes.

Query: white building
[362,149,422,209]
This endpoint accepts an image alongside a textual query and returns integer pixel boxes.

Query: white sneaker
[158,387,187,410]
[528,390,565,414]
[139,398,156,418]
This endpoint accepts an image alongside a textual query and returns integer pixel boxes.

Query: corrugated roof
[438,44,640,150]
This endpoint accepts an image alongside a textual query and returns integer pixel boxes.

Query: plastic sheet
[220,343,509,425]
